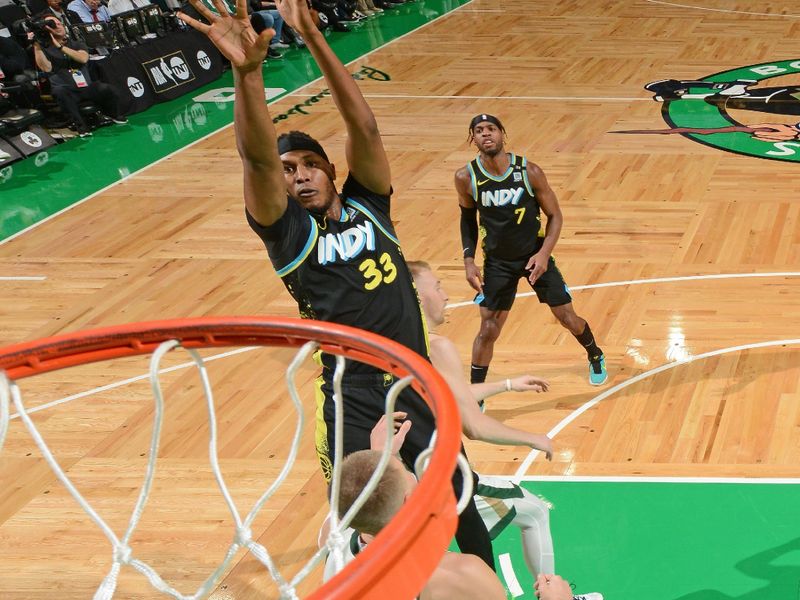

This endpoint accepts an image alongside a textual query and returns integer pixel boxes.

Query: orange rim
[0,316,461,599]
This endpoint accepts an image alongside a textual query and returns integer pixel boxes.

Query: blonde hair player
[322,414,602,600]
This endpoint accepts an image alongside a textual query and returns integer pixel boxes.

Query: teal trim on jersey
[276,214,318,277]
[451,480,800,599]
[520,156,536,197]
[475,153,516,182]
[466,161,479,202]
[347,199,399,245]
[0,0,472,242]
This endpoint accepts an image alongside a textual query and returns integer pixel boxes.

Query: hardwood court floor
[2,0,800,598]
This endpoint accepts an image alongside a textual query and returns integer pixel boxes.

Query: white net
[0,337,467,599]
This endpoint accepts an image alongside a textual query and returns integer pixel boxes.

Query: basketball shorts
[314,371,437,482]
[314,370,494,568]
[480,253,572,312]
[473,474,551,540]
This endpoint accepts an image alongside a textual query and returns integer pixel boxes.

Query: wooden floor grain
[2,0,800,597]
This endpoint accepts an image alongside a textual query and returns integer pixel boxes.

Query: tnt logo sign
[143,51,195,93]
[169,56,190,80]
[196,50,212,71]
[127,76,145,98]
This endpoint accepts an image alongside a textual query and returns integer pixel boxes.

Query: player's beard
[482,144,503,157]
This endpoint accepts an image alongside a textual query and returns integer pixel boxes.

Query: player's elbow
[461,419,483,442]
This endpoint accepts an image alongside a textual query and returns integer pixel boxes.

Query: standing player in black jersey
[455,114,608,386]
[178,0,494,568]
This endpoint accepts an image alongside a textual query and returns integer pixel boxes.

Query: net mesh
[0,335,461,599]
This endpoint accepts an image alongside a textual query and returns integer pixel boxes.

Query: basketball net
[0,339,471,599]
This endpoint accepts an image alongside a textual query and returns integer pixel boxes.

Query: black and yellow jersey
[467,153,544,260]
[247,175,429,375]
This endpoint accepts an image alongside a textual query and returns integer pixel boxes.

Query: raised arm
[179,0,287,226]
[430,337,553,459]
[455,167,482,293]
[525,163,563,283]
[276,0,390,195]
[470,374,549,404]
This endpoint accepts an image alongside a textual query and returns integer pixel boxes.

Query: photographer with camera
[32,15,127,137]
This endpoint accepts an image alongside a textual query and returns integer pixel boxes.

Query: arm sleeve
[460,205,478,259]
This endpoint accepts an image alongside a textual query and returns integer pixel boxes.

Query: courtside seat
[0,107,43,134]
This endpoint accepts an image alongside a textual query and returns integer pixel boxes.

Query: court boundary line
[447,271,800,309]
[498,553,524,597]
[296,93,650,101]
[0,0,476,247]
[512,337,800,482]
[0,276,46,281]
[8,269,800,425]
[514,475,800,484]
[645,0,800,18]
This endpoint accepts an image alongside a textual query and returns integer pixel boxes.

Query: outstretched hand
[370,411,412,455]
[178,0,273,72]
[534,574,573,600]
[533,434,553,461]
[510,375,550,393]
[275,0,317,35]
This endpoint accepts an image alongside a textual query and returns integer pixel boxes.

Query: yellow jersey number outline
[514,207,526,225]
[359,252,398,290]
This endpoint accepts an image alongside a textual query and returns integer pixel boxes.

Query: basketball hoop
[0,317,465,599]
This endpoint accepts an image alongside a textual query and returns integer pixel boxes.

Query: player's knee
[478,319,503,342]
[551,305,580,330]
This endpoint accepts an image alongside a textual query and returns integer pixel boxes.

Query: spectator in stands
[108,0,150,16]
[248,0,287,59]
[32,15,126,136]
[42,0,78,26]
[0,35,41,108]
[66,0,111,22]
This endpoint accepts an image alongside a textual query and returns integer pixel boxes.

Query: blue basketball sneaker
[589,355,607,386]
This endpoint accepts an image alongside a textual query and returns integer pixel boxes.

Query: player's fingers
[255,28,273,52]
[185,0,218,23]
[209,0,231,18]
[397,419,412,438]
[234,0,248,18]
[177,11,212,33]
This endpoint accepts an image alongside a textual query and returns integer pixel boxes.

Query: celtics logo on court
[616,60,800,162]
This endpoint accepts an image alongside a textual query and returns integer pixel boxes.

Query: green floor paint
[0,0,470,242]
[458,481,800,600]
